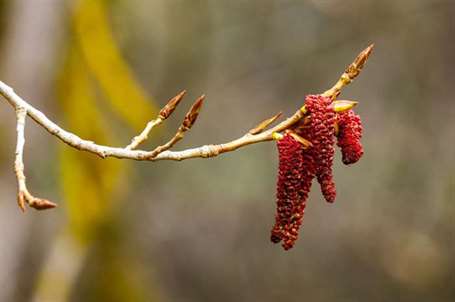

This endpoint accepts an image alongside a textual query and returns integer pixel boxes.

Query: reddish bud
[30,198,58,210]
[345,44,374,80]
[159,90,186,120]
[182,95,205,130]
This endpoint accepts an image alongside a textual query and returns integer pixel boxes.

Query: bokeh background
[0,0,454,301]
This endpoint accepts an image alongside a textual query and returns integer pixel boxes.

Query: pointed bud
[356,44,374,70]
[159,90,187,120]
[17,191,26,212]
[272,132,284,141]
[332,100,358,112]
[288,132,313,149]
[182,95,205,130]
[249,112,282,135]
[30,198,57,210]
[345,44,374,80]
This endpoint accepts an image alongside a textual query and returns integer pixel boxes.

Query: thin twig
[14,107,27,211]
[125,118,163,150]
[147,95,205,158]
[14,107,56,211]
[125,90,186,150]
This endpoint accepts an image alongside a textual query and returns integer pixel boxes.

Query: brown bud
[249,112,282,135]
[182,95,205,130]
[345,44,374,80]
[17,191,26,212]
[30,198,57,210]
[159,90,186,120]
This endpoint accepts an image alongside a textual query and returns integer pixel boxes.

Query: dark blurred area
[0,0,454,301]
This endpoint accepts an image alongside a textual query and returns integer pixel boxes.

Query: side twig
[125,90,186,150]
[14,107,57,211]
[147,95,205,158]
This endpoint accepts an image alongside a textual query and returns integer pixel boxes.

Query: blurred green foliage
[48,0,158,300]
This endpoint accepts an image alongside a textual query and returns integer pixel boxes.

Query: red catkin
[271,134,316,250]
[336,109,363,165]
[304,95,336,203]
[271,134,304,245]
[281,148,316,250]
[271,96,364,250]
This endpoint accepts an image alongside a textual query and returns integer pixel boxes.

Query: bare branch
[0,79,307,161]
[0,46,372,162]
[0,45,374,210]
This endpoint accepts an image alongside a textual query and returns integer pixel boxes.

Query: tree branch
[0,45,374,211]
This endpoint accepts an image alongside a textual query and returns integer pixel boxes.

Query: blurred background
[0,0,454,301]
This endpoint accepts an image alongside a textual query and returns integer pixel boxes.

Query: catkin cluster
[271,95,363,250]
